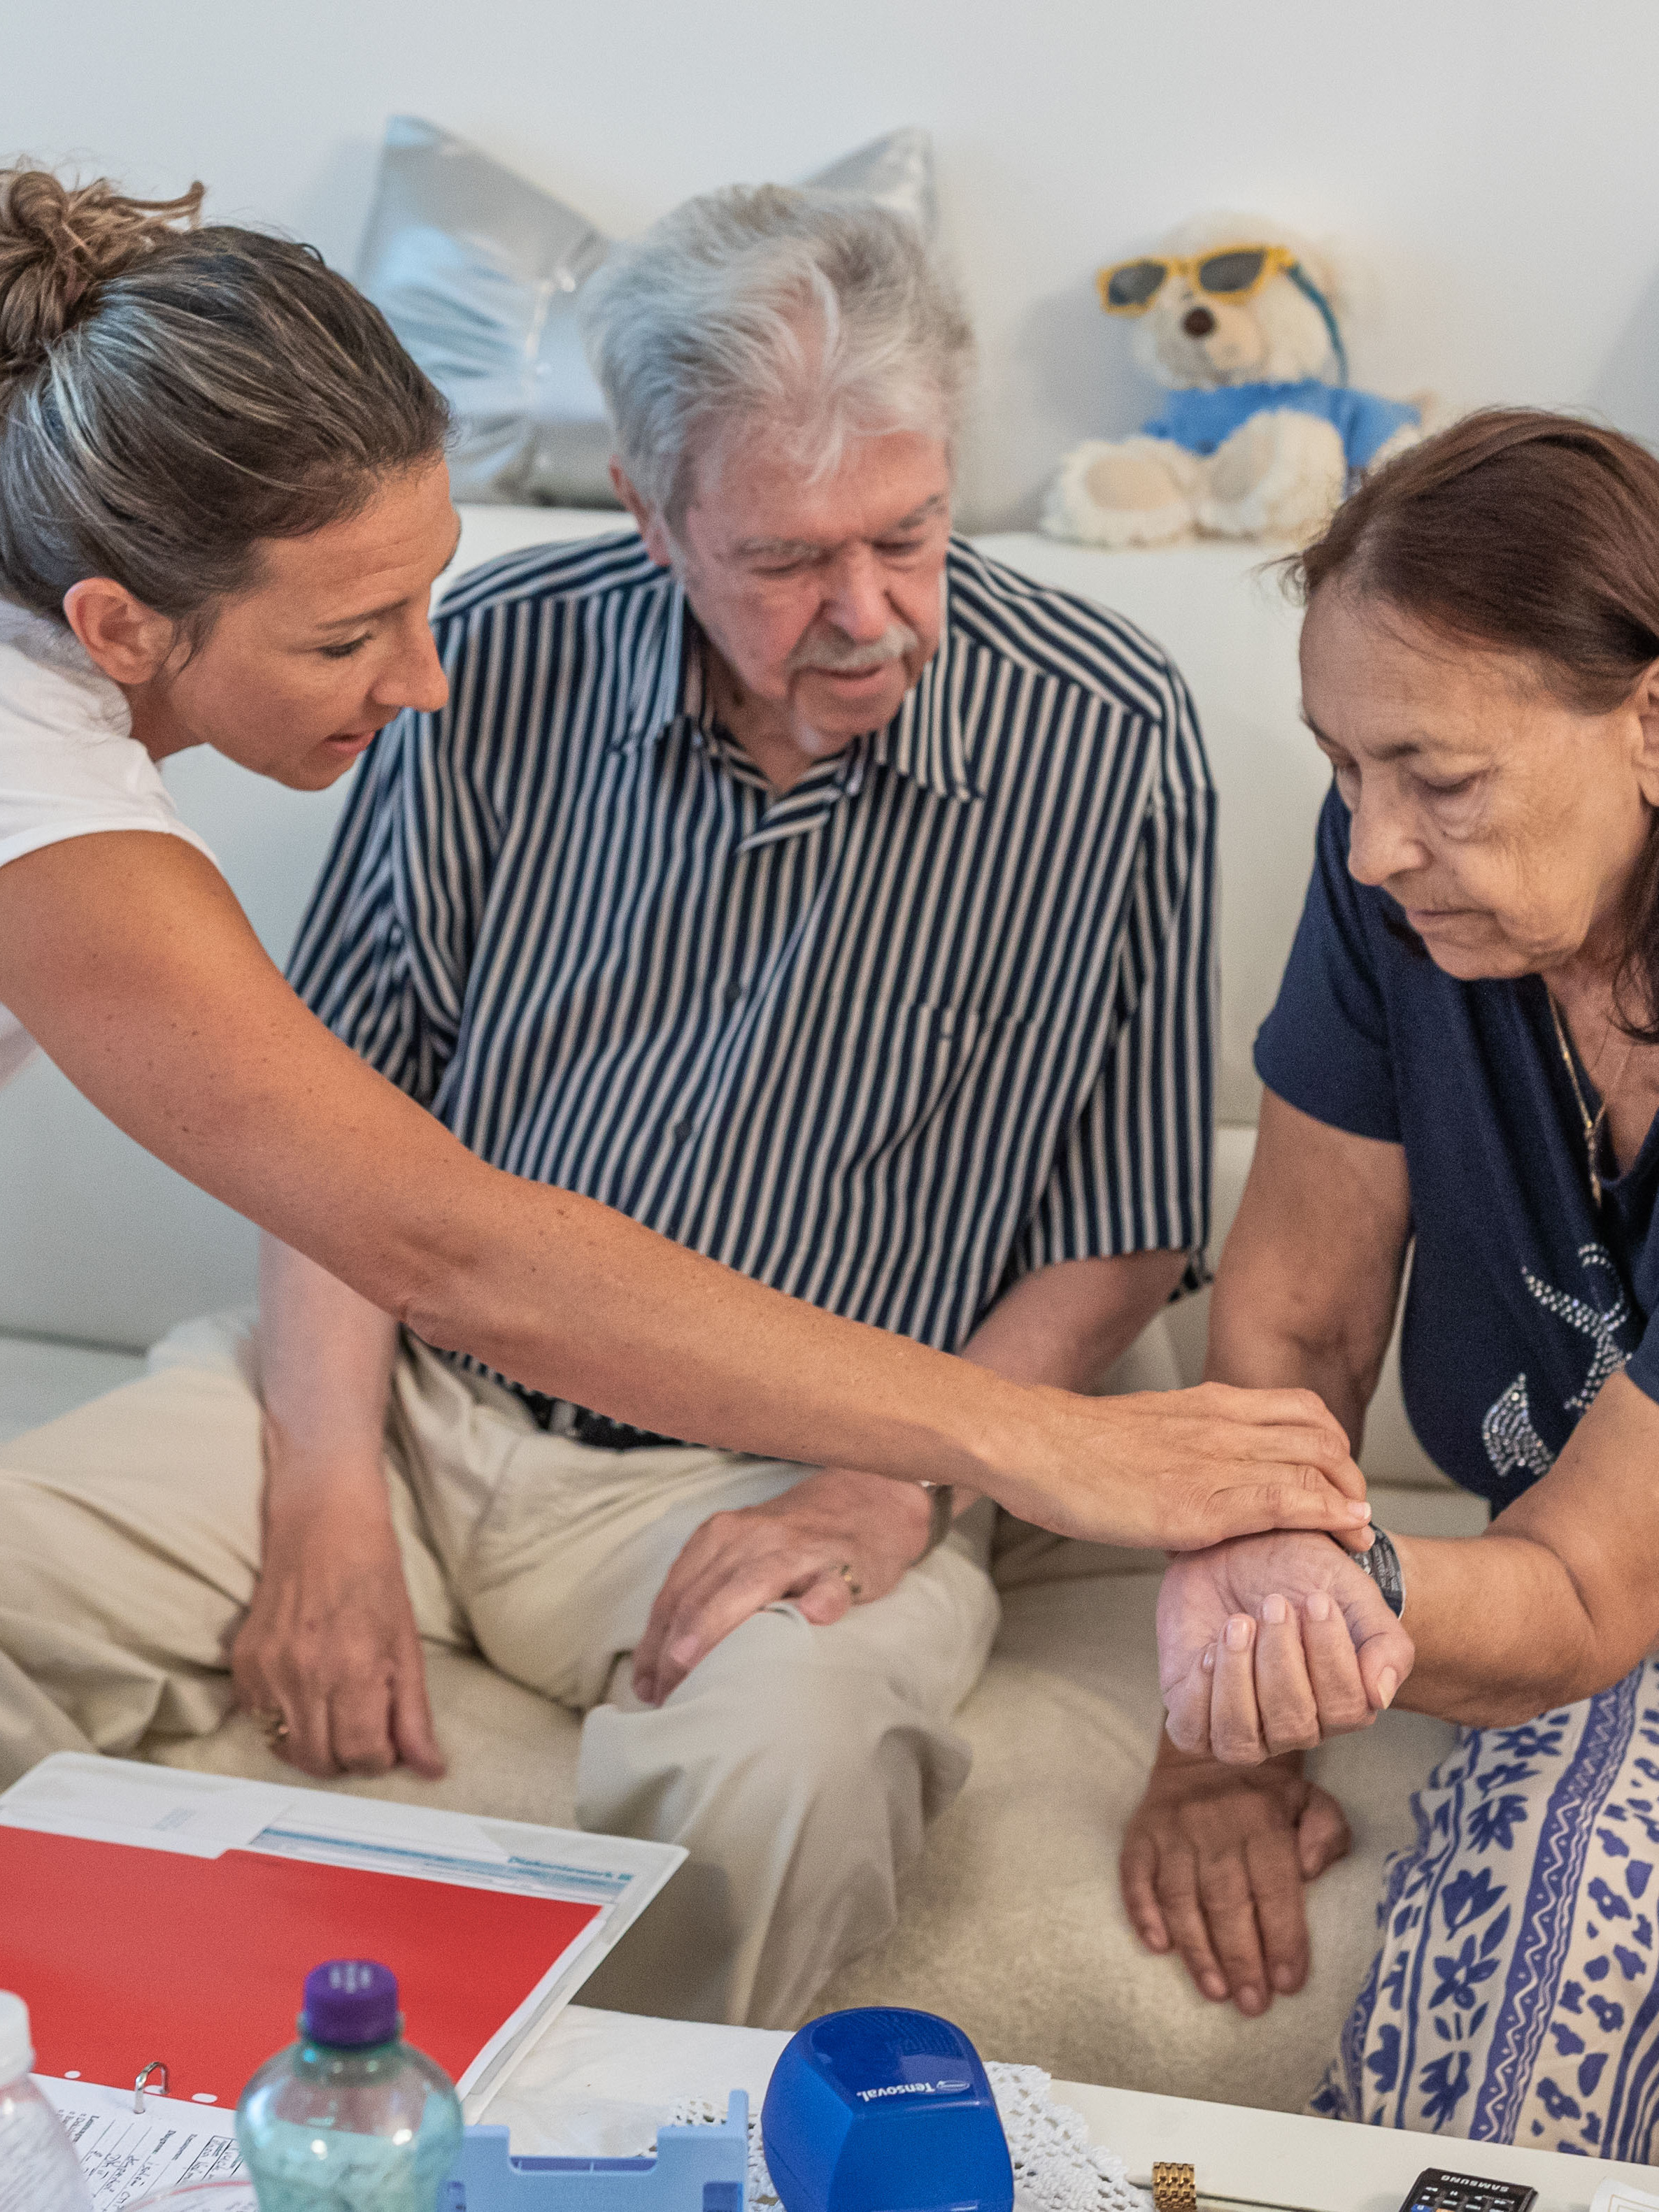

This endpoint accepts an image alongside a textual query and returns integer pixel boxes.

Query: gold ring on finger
[837,1562,863,1599]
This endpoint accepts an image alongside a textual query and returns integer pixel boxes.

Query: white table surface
[1057,2080,1651,2211]
[478,2005,1656,2212]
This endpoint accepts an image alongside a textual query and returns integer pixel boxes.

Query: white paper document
[38,2076,251,2211]
[1590,2182,1659,2212]
[0,1759,292,1858]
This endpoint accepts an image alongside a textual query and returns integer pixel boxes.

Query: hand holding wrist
[971,1379,1371,1550]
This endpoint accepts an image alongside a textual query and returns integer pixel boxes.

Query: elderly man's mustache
[788,621,920,676]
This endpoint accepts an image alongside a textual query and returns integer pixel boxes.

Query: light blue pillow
[357,119,938,507]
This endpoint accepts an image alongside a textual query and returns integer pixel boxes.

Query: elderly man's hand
[631,1469,939,1704]
[1158,1532,1414,1762]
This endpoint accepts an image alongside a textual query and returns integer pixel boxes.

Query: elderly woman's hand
[1120,1744,1352,2015]
[1158,1532,1414,1762]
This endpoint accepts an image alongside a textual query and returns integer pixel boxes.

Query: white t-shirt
[0,599,218,1089]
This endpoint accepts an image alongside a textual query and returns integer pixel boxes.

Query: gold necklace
[1547,989,1633,1206]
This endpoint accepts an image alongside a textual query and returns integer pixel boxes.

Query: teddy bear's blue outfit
[1141,380,1418,471]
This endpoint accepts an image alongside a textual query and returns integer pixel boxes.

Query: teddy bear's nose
[1183,305,1217,338]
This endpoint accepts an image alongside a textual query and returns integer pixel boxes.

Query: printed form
[38,2075,250,2211]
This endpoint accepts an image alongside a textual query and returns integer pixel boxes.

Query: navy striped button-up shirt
[290,533,1216,1369]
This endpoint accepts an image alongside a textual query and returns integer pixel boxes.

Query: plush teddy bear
[1043,213,1422,548]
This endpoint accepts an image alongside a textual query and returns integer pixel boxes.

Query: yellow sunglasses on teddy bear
[1097,242,1348,380]
[1097,244,1299,315]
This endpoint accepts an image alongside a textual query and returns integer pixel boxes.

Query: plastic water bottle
[235,1960,463,2211]
[0,1991,94,2212]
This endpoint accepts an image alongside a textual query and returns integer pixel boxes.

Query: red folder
[0,1825,600,2106]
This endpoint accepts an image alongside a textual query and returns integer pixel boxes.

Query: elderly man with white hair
[4,186,1230,2027]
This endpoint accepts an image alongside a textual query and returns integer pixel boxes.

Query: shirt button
[724,983,742,1004]
[673,1120,691,1141]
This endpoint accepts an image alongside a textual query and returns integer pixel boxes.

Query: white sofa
[0,518,1484,2109]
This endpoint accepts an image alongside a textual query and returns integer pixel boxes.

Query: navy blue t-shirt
[1255,785,1659,1506]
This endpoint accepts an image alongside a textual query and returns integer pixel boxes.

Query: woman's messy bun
[0,166,204,401]
[0,161,448,634]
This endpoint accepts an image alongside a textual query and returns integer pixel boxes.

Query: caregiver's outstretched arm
[0,834,1370,1549]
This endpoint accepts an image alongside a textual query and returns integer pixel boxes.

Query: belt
[516,1390,690,1453]
[515,1390,956,1557]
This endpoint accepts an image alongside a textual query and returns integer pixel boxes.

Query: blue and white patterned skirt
[1312,1657,1659,2158]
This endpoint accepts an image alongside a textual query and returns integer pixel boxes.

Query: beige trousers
[0,1325,999,2027]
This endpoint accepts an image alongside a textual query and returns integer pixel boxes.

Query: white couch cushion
[0,1337,143,1445]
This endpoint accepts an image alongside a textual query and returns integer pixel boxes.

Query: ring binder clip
[134,2058,169,2113]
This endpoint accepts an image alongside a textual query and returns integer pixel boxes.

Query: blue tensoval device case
[761,2008,1013,2212]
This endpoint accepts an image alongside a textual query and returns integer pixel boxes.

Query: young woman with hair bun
[0,163,1366,1685]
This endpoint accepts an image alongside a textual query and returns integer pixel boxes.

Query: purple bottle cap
[299,1960,401,2048]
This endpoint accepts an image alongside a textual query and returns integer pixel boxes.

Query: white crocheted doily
[664,2062,1148,2212]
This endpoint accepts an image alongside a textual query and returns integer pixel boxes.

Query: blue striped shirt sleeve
[1011,664,1216,1274]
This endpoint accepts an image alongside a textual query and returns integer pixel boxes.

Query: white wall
[7,0,1659,529]
[6,1,1659,1347]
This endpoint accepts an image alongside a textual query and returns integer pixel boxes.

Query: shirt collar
[617,555,979,804]
[866,559,978,801]
[622,569,694,745]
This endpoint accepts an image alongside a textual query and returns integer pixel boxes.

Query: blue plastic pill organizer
[443,2091,749,2212]
[762,2008,1013,2212]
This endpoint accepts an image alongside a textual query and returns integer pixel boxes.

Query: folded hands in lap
[631,1467,939,1706]
[1158,1530,1414,1762]
[232,1460,445,1781]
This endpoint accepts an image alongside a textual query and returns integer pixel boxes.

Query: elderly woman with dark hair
[1125,411,1659,2160]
